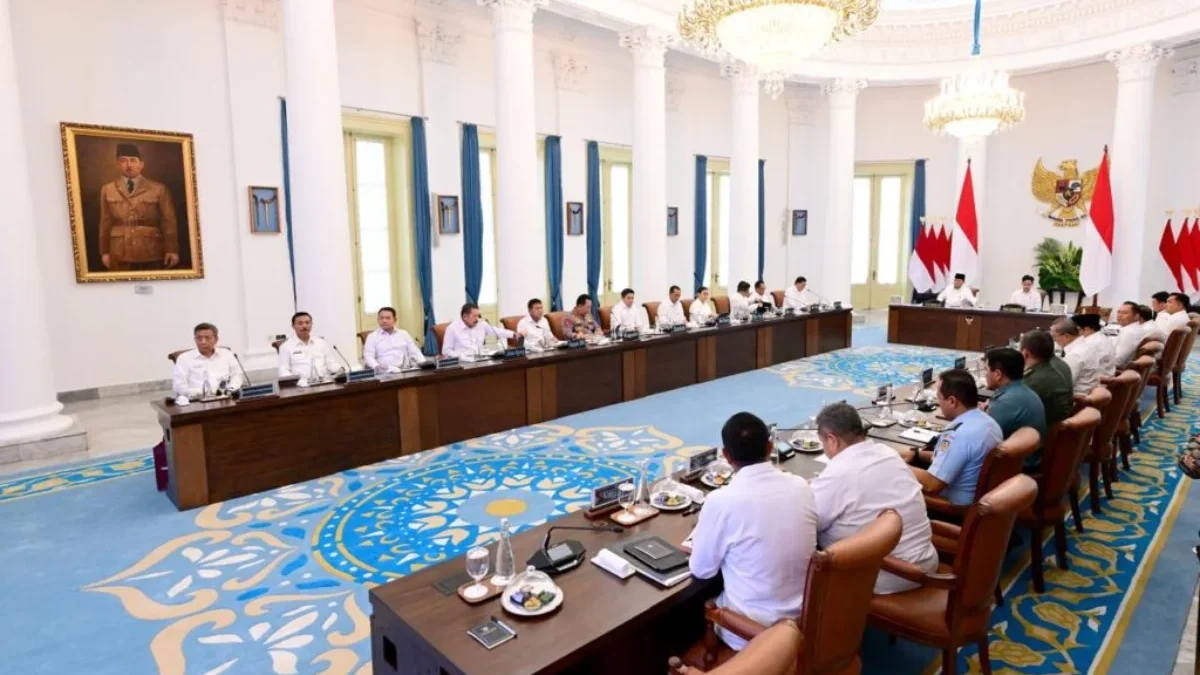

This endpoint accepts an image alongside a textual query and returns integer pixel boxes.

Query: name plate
[832,301,843,310]
[686,448,718,478]
[345,368,377,384]
[751,312,766,323]
[668,324,688,334]
[783,308,795,316]
[954,356,967,370]
[807,304,820,314]
[621,332,641,342]
[921,367,934,388]
[565,339,587,350]
[496,347,527,360]
[715,314,731,326]
[591,478,628,510]
[1001,305,1026,313]
[436,357,461,369]
[235,383,277,401]
[922,301,944,308]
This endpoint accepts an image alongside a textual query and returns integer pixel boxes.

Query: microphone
[541,523,624,550]
[527,523,625,574]
[223,347,251,388]
[330,342,354,375]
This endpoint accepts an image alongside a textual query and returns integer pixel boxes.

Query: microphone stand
[224,347,251,390]
[330,342,355,377]
[527,523,625,575]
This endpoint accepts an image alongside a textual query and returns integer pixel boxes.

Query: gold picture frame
[61,122,204,282]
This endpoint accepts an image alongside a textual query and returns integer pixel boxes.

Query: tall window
[705,158,731,294]
[600,146,633,305]
[850,163,913,310]
[354,138,392,312]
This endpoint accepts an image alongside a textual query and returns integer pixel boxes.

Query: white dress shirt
[937,285,977,308]
[1008,289,1041,312]
[442,318,515,358]
[610,302,649,333]
[1113,322,1144,368]
[689,299,716,324]
[1083,331,1117,377]
[277,336,333,378]
[729,293,752,318]
[173,348,243,397]
[1063,337,1103,395]
[689,463,817,651]
[516,315,555,350]
[749,291,775,309]
[657,299,687,328]
[1141,320,1167,344]
[1157,309,1190,336]
[783,287,820,310]
[363,327,425,371]
[811,440,939,594]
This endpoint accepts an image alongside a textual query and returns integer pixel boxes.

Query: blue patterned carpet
[1,332,1196,675]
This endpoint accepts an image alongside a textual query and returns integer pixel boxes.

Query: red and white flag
[1181,218,1200,294]
[950,161,979,287]
[1080,147,1114,297]
[907,223,936,293]
[1159,218,1185,292]
[1189,217,1200,294]
[933,224,951,290]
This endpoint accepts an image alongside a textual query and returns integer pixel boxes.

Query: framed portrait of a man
[60,123,203,282]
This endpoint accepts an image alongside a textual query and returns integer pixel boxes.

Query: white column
[822,78,866,305]
[281,0,357,356]
[1107,43,1171,304]
[955,136,986,289]
[0,0,73,445]
[784,86,819,287]
[724,62,760,296]
[620,27,673,298]
[481,0,547,316]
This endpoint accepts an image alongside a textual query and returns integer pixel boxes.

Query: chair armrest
[704,602,769,642]
[924,495,966,518]
[929,520,963,557]
[881,556,958,590]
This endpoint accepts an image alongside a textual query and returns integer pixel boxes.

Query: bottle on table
[492,517,516,586]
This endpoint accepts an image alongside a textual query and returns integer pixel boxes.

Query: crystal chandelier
[679,0,880,99]
[923,0,1025,139]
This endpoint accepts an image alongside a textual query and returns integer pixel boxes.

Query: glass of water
[617,481,636,517]
[464,546,490,600]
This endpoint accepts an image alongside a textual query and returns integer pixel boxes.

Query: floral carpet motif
[767,344,963,396]
[0,452,153,504]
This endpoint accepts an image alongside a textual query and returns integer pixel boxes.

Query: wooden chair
[271,338,285,352]
[924,427,1040,526]
[1017,407,1101,593]
[1119,355,1157,468]
[772,290,785,308]
[1170,319,1200,404]
[1148,327,1188,417]
[432,322,449,354]
[167,349,188,363]
[643,301,661,327]
[681,298,694,321]
[868,475,1039,675]
[1079,305,1112,323]
[1069,385,1123,517]
[669,621,803,675]
[598,305,613,333]
[679,511,903,674]
[1137,339,1163,360]
[357,330,372,346]
[546,311,569,340]
[714,296,731,315]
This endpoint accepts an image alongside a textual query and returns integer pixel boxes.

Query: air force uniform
[926,409,1003,505]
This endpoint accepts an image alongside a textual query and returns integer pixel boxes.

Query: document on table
[899,427,939,444]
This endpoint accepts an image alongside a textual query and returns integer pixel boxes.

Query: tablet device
[467,619,517,650]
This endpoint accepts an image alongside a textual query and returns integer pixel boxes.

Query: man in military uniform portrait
[98,143,180,271]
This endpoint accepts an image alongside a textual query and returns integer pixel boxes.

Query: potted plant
[1032,238,1084,309]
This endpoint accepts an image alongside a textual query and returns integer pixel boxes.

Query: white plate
[501,583,564,617]
[650,491,693,511]
[700,471,732,489]
[789,430,823,454]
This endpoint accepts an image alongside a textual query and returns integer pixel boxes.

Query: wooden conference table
[888,304,1057,351]
[153,309,852,510]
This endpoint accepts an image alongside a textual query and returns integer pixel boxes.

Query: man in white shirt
[657,285,688,329]
[689,412,817,651]
[811,403,938,594]
[610,288,649,334]
[1150,291,1170,318]
[173,322,243,398]
[938,273,976,308]
[1051,318,1102,395]
[442,302,515,358]
[1139,304,1167,343]
[749,280,775,310]
[729,281,753,319]
[1156,292,1192,335]
[363,306,426,372]
[1075,313,1116,377]
[1112,301,1145,368]
[689,286,717,324]
[783,276,820,310]
[1008,275,1041,312]
[278,311,336,379]
[516,298,556,350]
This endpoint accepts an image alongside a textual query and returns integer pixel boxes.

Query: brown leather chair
[1148,327,1188,417]
[1119,355,1157,465]
[1170,319,1200,404]
[1069,385,1124,517]
[1136,339,1163,360]
[714,296,731,315]
[500,315,522,333]
[546,311,569,340]
[167,349,188,363]
[644,301,661,327]
[924,427,1039,526]
[772,290,785,308]
[670,621,803,675]
[357,330,372,346]
[681,298,694,321]
[598,305,613,333]
[271,338,285,352]
[868,475,1038,675]
[432,322,449,354]
[1078,305,1112,323]
[1017,407,1101,593]
[679,511,903,674]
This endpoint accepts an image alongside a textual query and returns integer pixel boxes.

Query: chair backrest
[546,311,569,340]
[714,296,731,315]
[1160,327,1189,374]
[432,322,449,353]
[1174,320,1200,372]
[799,511,902,674]
[271,338,285,353]
[1038,407,1102,512]
[500,315,522,333]
[643,301,661,327]
[1126,355,1156,411]
[1137,340,1163,360]
[1102,369,1141,440]
[1080,305,1112,322]
[357,330,372,346]
[681,298,694,320]
[948,475,1038,626]
[771,290,785,308]
[598,305,613,332]
[168,349,188,363]
[973,427,1039,502]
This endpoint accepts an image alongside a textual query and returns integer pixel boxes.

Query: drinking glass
[464,546,490,599]
[617,481,636,516]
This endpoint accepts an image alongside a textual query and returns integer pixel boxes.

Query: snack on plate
[655,492,687,508]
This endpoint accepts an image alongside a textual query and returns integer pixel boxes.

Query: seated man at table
[610,288,649,334]
[1075,313,1116,377]
[909,370,1002,506]
[689,412,817,651]
[1112,301,1145,368]
[729,281,754,319]
[749,280,775,310]
[517,298,556,350]
[1019,330,1074,431]
[1150,291,1170,319]
[278,311,335,379]
[689,286,717,324]
[1138,304,1167,343]
[1157,292,1192,334]
[1051,318,1101,395]
[937,273,976,308]
[982,347,1046,442]
[657,285,688,329]
[173,322,243,398]
[363,306,426,371]
[811,403,938,593]
[562,294,604,341]
[783,276,819,310]
[1008,275,1041,312]
[443,303,516,358]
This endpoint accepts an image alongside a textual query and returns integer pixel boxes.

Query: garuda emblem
[1031,158,1099,227]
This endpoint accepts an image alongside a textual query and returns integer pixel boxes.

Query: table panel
[714,328,758,378]
[644,339,699,395]
[772,319,808,363]
[889,305,1057,352]
[818,313,851,353]
[555,351,624,417]
[435,368,528,446]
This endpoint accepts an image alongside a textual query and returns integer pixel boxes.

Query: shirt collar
[830,439,875,464]
[731,462,776,484]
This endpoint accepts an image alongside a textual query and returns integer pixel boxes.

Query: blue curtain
[461,124,484,305]
[910,159,927,302]
[544,136,565,311]
[694,155,708,294]
[280,98,296,306]
[586,141,602,318]
[757,159,766,283]
[411,117,438,356]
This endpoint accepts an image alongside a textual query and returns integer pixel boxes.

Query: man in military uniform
[98,143,180,271]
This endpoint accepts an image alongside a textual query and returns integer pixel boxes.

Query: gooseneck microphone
[329,341,354,375]
[540,523,624,551]
[223,347,251,388]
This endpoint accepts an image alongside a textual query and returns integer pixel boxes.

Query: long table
[153,309,852,510]
[888,304,1058,351]
[368,452,830,675]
